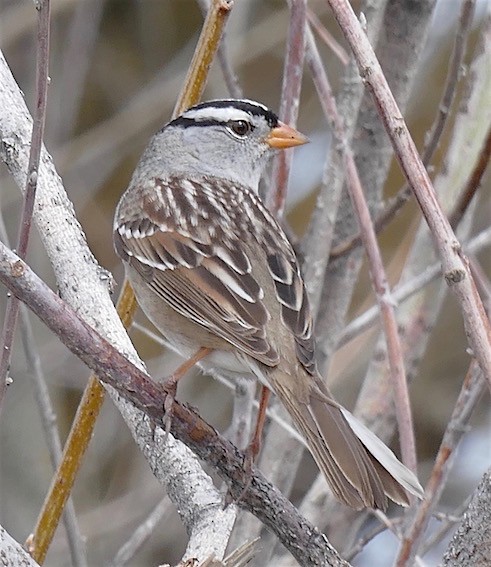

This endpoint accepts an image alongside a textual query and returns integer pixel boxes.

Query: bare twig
[395,362,485,566]
[344,518,401,561]
[449,123,491,228]
[0,0,50,412]
[0,214,87,567]
[49,0,106,143]
[267,0,307,217]
[0,242,351,567]
[302,0,394,331]
[174,0,233,116]
[107,498,171,567]
[302,0,389,319]
[338,226,491,347]
[423,0,476,161]
[332,0,477,259]
[0,45,235,567]
[327,0,491,389]
[420,498,469,555]
[307,7,349,65]
[197,0,244,100]
[307,26,417,472]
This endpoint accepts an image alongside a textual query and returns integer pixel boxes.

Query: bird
[113,98,424,510]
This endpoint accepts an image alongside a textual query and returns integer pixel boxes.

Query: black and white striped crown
[168,99,279,130]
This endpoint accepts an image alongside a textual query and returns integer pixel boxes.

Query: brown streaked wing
[260,211,317,375]
[115,198,280,367]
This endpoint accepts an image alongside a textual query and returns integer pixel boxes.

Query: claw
[162,377,178,438]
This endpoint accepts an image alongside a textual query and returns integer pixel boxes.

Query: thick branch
[0,243,350,567]
[442,468,491,566]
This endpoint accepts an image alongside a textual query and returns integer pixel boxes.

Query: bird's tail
[271,372,424,510]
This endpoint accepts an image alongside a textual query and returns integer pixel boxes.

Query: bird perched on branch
[114,98,423,510]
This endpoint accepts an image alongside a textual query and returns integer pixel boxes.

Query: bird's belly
[127,265,267,383]
[163,329,267,384]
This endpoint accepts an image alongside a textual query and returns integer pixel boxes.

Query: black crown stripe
[168,99,279,129]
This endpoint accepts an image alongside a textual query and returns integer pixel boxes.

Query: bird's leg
[246,385,271,464]
[235,386,271,500]
[162,346,212,434]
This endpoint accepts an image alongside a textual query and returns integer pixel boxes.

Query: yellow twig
[29,1,232,562]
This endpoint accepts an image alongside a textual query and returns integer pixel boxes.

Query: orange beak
[265,121,309,149]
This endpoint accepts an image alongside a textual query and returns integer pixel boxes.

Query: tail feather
[287,397,373,509]
[270,371,424,510]
[341,408,424,502]
[307,397,389,509]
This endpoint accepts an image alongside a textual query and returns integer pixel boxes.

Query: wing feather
[114,175,315,371]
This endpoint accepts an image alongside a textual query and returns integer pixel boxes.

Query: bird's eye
[228,120,252,137]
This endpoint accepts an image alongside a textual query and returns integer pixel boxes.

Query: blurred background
[0,1,490,565]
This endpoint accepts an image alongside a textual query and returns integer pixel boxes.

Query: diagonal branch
[0,242,351,567]
[395,361,485,566]
[326,0,491,390]
[331,0,477,259]
[306,26,416,472]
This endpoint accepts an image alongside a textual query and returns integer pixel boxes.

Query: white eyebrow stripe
[183,107,252,123]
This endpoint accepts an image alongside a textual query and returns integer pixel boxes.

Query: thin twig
[306,26,417,473]
[267,0,307,217]
[302,0,391,364]
[306,7,349,65]
[0,214,87,567]
[28,2,233,563]
[174,0,233,116]
[449,123,491,228]
[0,242,351,567]
[49,0,106,143]
[330,0,477,260]
[338,226,491,347]
[327,0,491,390]
[107,497,171,567]
[420,498,469,555]
[0,0,50,413]
[395,362,485,566]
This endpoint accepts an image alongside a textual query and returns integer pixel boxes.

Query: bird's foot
[223,445,255,508]
[162,375,179,437]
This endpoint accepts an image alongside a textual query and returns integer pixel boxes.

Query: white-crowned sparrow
[114,99,423,510]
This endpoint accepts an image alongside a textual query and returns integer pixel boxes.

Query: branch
[395,362,485,566]
[0,0,50,411]
[0,9,233,560]
[173,0,233,115]
[301,0,390,320]
[0,212,86,567]
[327,0,491,390]
[331,0,477,259]
[284,1,445,548]
[20,1,235,562]
[309,0,436,374]
[306,27,416,472]
[338,226,491,347]
[0,242,350,567]
[441,468,491,566]
[267,0,307,217]
[0,525,40,567]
